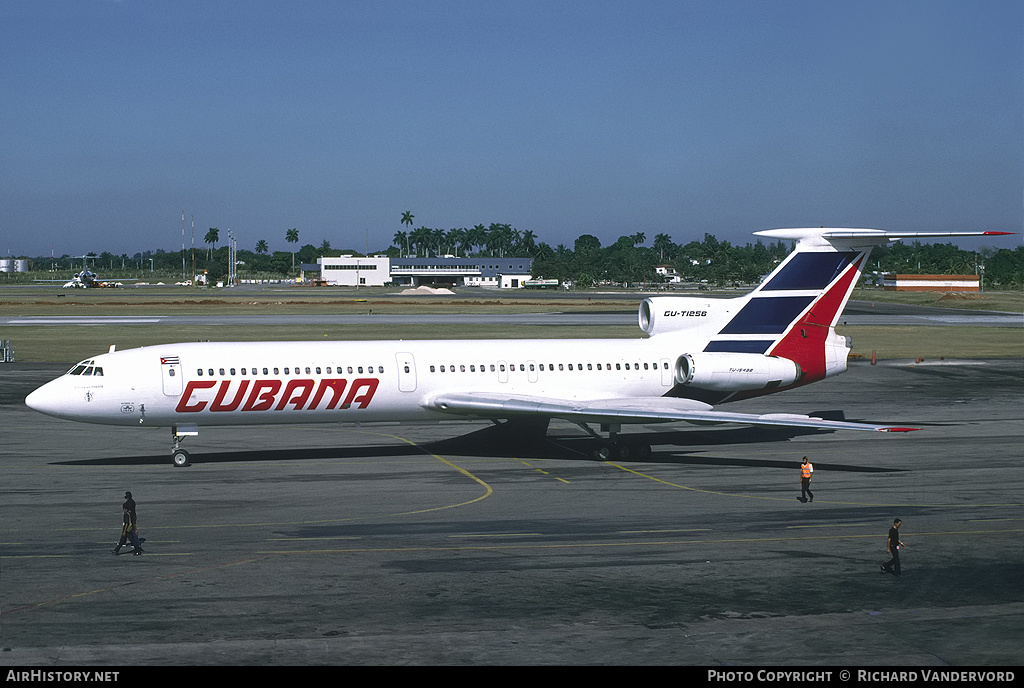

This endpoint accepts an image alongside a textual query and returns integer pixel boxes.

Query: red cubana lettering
[307,378,347,410]
[176,380,216,412]
[177,377,379,414]
[243,379,281,412]
[342,378,379,409]
[210,379,250,412]
[276,379,315,411]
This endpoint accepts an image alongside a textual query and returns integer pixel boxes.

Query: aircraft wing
[425,392,917,432]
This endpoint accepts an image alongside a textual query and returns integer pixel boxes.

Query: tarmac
[2,298,1022,329]
[2,354,1023,666]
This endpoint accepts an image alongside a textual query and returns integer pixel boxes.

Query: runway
[1,298,1021,329]
[2,357,1023,665]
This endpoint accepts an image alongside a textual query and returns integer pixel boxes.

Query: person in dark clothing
[122,491,136,524]
[112,491,144,556]
[881,518,904,576]
[123,491,145,544]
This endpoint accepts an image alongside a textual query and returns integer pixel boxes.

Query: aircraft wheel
[172,449,191,467]
[611,442,651,461]
[592,443,613,461]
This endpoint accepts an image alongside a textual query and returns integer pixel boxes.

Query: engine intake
[675,352,802,392]
[639,297,726,336]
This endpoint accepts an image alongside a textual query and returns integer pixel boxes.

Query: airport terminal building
[313,256,534,288]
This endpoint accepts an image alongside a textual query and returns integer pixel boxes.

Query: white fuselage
[26,336,686,429]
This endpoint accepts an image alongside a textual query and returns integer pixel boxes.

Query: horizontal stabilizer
[755,227,1014,248]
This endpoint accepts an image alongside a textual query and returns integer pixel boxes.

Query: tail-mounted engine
[674,352,802,392]
[639,297,735,336]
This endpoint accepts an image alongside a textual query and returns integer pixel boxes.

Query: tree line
[17,219,1024,289]
[532,232,1024,289]
[389,215,1022,288]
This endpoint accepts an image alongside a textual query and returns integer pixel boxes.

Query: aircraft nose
[25,380,63,417]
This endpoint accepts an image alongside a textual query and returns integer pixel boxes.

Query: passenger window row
[196,365,385,377]
[428,361,668,373]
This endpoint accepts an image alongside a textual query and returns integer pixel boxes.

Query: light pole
[226,230,238,286]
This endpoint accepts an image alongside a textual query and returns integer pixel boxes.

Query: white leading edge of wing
[426,392,917,433]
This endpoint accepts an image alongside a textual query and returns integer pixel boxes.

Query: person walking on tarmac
[799,457,814,502]
[881,518,905,576]
[122,491,136,525]
[112,491,144,556]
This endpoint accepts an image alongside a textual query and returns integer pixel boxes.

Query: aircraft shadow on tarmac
[52,412,904,473]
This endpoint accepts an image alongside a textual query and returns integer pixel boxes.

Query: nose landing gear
[171,424,198,467]
[172,447,191,467]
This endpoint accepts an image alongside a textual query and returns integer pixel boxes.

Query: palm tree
[508,226,521,256]
[468,225,487,255]
[653,233,673,262]
[399,212,415,257]
[410,226,431,257]
[488,223,516,257]
[518,229,537,256]
[393,230,408,257]
[457,228,473,257]
[255,239,269,255]
[285,228,299,273]
[446,228,467,257]
[204,227,219,260]
[431,228,446,257]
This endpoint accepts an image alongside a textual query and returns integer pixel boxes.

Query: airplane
[25,227,1013,467]
[35,269,137,289]
[62,270,115,288]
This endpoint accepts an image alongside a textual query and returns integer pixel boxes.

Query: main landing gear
[171,424,198,467]
[577,423,652,461]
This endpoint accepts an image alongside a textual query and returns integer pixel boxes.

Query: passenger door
[160,355,183,396]
[396,352,417,392]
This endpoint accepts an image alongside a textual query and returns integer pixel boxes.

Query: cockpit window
[68,360,94,375]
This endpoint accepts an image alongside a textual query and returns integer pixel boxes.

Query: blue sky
[2,0,1021,258]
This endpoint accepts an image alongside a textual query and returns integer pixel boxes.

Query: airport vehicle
[25,228,1011,466]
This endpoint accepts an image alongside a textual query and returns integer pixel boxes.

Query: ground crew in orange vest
[800,457,814,502]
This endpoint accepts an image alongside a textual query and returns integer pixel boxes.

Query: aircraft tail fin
[708,228,1010,391]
